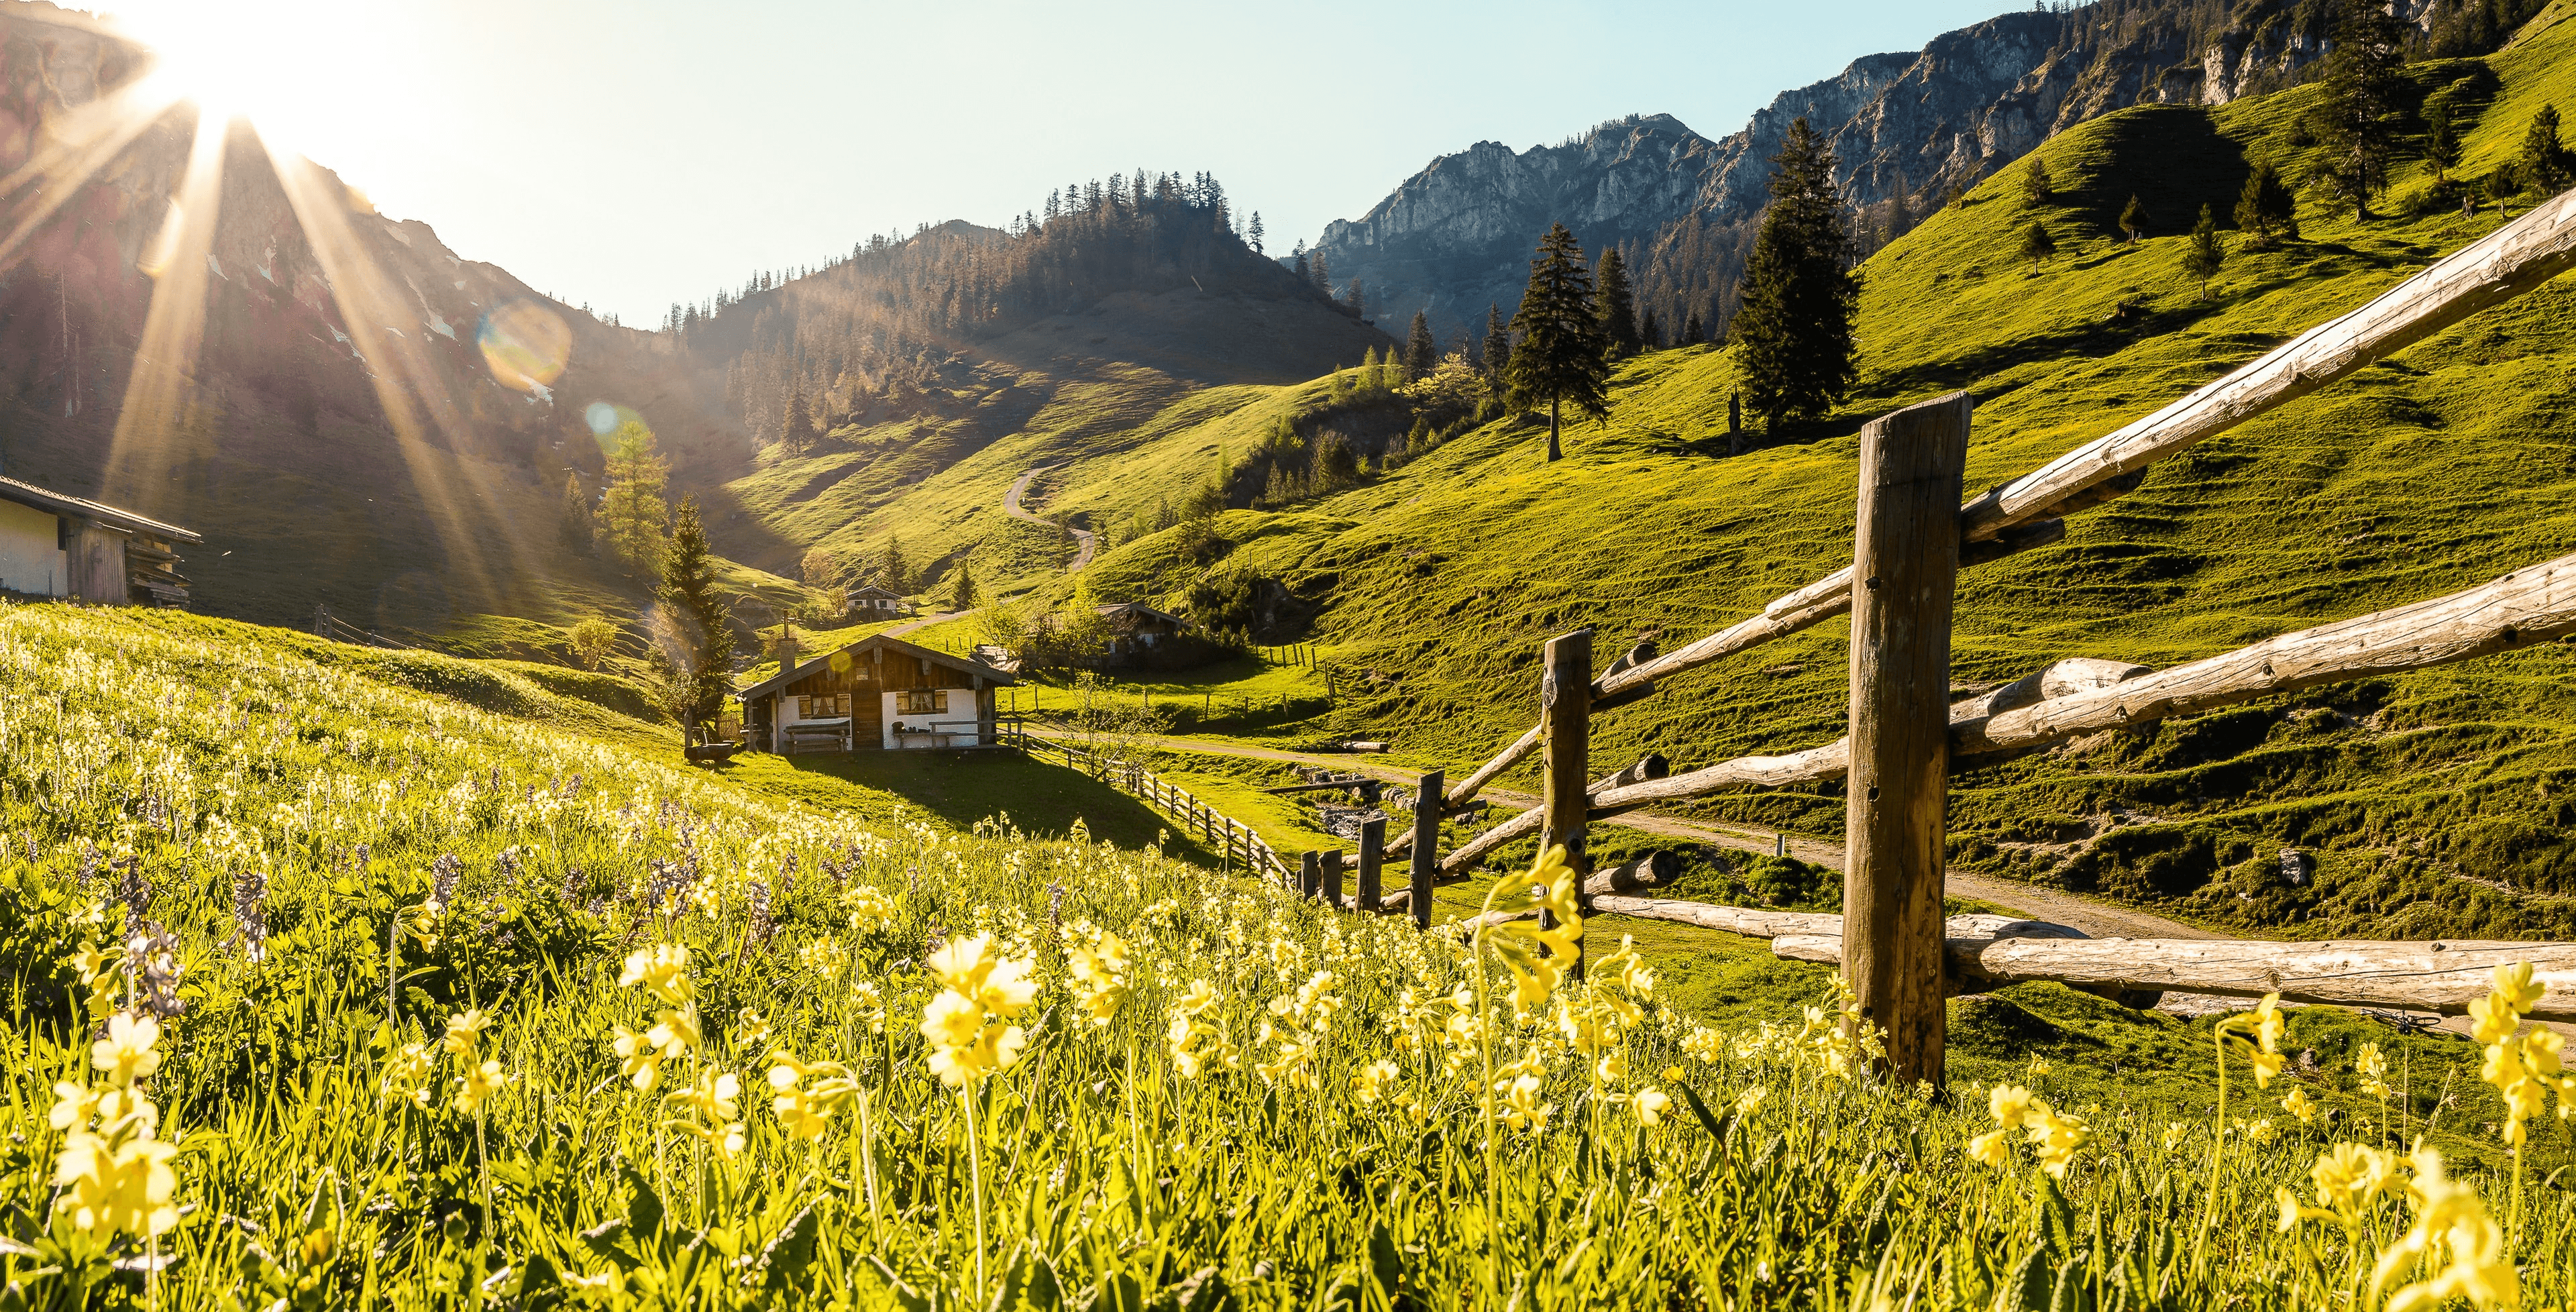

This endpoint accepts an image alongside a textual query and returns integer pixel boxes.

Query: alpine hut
[735,632,1014,753]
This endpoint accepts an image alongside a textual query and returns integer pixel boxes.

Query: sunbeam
[0,71,184,274]
[105,105,228,504]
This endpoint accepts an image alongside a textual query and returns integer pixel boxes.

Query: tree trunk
[1546,397,1562,461]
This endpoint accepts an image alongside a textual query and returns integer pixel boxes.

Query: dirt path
[886,610,964,638]
[1006,466,1095,571]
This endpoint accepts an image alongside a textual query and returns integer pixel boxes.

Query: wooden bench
[783,719,852,754]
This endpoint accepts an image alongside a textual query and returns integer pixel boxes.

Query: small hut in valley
[735,633,1014,753]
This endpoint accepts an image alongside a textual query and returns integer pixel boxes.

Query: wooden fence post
[1541,630,1592,980]
[1321,850,1344,907]
[1356,820,1385,912]
[1300,851,1320,898]
[1845,391,1972,1089]
[1410,769,1442,930]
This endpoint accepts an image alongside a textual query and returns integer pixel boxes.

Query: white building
[0,475,199,606]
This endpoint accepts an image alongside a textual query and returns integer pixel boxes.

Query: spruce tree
[1640,306,1662,350]
[1505,223,1610,462]
[2184,205,2226,299]
[655,496,736,739]
[2118,195,2149,241]
[1311,251,1332,296]
[2021,156,2055,205]
[950,563,977,613]
[1595,247,1640,358]
[879,537,909,594]
[559,472,592,551]
[1731,117,1858,431]
[2317,0,2407,218]
[2019,220,2057,266]
[1404,311,1438,380]
[1683,309,1705,346]
[778,386,816,454]
[1482,303,1512,380]
[2428,106,2462,180]
[2235,159,2300,248]
[2521,105,2571,194]
[1248,211,1265,255]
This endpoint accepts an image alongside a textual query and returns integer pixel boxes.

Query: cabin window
[798,694,849,718]
[897,690,941,714]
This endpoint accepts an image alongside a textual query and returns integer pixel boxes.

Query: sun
[108,0,363,156]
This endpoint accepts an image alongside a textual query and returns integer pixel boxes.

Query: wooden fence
[1014,190,2576,1079]
[1002,724,1297,883]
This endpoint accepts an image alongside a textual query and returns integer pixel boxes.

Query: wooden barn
[1096,601,1188,656]
[736,633,1014,753]
[845,583,909,620]
[0,475,199,606]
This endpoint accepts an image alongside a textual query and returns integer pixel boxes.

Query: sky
[103,0,2021,327]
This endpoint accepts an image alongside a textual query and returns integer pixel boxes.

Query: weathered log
[1409,768,1440,930]
[1540,630,1593,978]
[1260,777,1377,795]
[1580,851,1682,897]
[1356,818,1385,913]
[1790,934,2576,1022]
[1387,751,1664,858]
[1585,898,1844,938]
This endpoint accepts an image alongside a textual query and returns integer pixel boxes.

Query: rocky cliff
[1312,0,2470,344]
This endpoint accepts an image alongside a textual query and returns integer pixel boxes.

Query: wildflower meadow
[3,606,2575,1309]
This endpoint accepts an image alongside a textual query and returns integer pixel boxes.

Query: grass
[4,597,2571,1307]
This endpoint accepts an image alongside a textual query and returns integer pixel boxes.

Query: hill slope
[1044,19,2576,942]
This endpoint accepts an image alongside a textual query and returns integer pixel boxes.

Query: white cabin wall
[0,500,65,596]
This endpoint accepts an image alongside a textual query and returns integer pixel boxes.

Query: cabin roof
[845,583,904,601]
[734,631,1016,702]
[0,475,203,543]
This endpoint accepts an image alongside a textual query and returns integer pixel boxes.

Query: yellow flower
[53,1130,178,1240]
[1498,1073,1552,1133]
[734,1009,772,1051]
[1065,931,1132,1027]
[2310,1142,2401,1215]
[91,1013,162,1088]
[620,943,694,1007]
[2248,1050,2286,1089]
[2357,1042,2392,1099]
[49,1082,101,1133]
[611,1025,661,1093]
[382,1041,437,1107]
[665,1068,741,1124]
[2469,991,2520,1046]
[442,1009,489,1061]
[1968,1129,2014,1169]
[2284,1086,2320,1124]
[2161,1122,2188,1150]
[453,1058,509,1115]
[1660,1064,1685,1083]
[767,1050,857,1141]
[1634,1087,1672,1127]
[2375,1148,2518,1312]
[1988,1083,2037,1131]
[1733,1085,1768,1117]
[647,1006,704,1060]
[926,934,1038,1019]
[845,884,898,934]
[2025,1105,2092,1178]
[2492,961,2545,1014]
[798,936,845,982]
[1351,1060,1397,1104]
[853,981,886,1036]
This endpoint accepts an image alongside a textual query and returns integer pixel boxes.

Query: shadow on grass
[707,748,1220,865]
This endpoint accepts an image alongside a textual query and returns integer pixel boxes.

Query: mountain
[1309,0,2538,345]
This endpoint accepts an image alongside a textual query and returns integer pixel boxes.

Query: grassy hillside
[924,26,2576,942]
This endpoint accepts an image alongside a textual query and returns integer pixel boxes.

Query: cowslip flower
[621,944,694,1007]
[919,934,1034,1088]
[2374,1148,2517,1312]
[382,1042,437,1107]
[647,1007,704,1061]
[54,1130,178,1240]
[1351,1060,1397,1104]
[1733,1086,1768,1117]
[611,1025,662,1092]
[1481,846,1582,1014]
[2216,993,2287,1088]
[2284,1086,2320,1124]
[1634,1087,1672,1127]
[455,1059,510,1115]
[443,1010,489,1062]
[767,1050,859,1140]
[91,1014,162,1089]
[1065,930,1132,1027]
[2357,1042,2392,1099]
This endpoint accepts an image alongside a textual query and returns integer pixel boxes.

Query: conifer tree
[2521,105,2571,194]
[1311,251,1332,296]
[559,472,592,551]
[2235,159,2300,248]
[598,421,669,572]
[950,562,977,613]
[1248,211,1264,255]
[1595,248,1640,358]
[2022,156,2055,205]
[2316,0,2407,217]
[879,537,910,594]
[2118,195,2149,241]
[1482,303,1512,380]
[655,496,736,739]
[1505,223,1610,462]
[2184,205,2226,299]
[1344,278,1367,317]
[1404,311,1438,380]
[1731,117,1858,431]
[2428,105,2462,180]
[1683,309,1705,346]
[1641,306,1662,350]
[2019,220,2057,266]
[779,386,816,454]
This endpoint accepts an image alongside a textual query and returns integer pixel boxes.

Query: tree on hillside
[1481,303,1512,381]
[1311,251,1332,296]
[2315,0,2408,218]
[2118,195,2149,242]
[950,562,977,613]
[1595,248,1640,358]
[567,616,617,671]
[1682,309,1705,346]
[1731,116,1858,431]
[779,387,818,454]
[2428,105,2463,181]
[1505,223,1611,463]
[1404,311,1438,380]
[1343,278,1368,318]
[656,496,737,739]
[2521,105,2572,195]
[2235,159,2300,248]
[1248,211,1265,256]
[877,537,910,594]
[2184,205,2226,299]
[1641,306,1662,350]
[800,546,846,598]
[598,421,669,573]
[2019,221,2057,266]
[2021,157,2055,205]
[559,472,592,551]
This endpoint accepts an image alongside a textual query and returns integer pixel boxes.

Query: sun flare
[107,0,366,156]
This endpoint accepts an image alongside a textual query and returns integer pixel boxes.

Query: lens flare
[584,401,619,435]
[478,300,570,393]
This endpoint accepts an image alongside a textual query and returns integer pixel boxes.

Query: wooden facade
[737,633,1014,753]
[0,474,199,606]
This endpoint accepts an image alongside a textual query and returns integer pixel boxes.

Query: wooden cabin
[845,584,910,620]
[1096,601,1188,656]
[735,633,1014,753]
[0,475,199,606]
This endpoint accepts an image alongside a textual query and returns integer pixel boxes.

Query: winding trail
[1007,466,1095,571]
